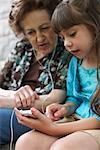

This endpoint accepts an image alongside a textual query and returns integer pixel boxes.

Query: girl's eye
[69,32,76,37]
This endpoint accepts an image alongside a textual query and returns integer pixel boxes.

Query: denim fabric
[0,108,31,145]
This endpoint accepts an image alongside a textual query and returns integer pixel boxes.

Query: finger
[46,106,56,120]
[54,107,67,118]
[16,86,33,108]
[15,108,51,130]
[46,104,60,120]
[22,85,33,106]
[14,108,35,128]
[15,87,28,108]
[31,107,47,122]
[17,91,27,108]
[15,94,22,108]
[24,86,39,105]
[14,107,25,122]
[33,92,39,100]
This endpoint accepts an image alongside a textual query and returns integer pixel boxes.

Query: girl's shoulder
[69,56,78,68]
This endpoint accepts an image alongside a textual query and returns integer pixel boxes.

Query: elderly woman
[0,0,72,145]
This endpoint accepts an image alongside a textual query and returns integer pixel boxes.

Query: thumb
[34,92,39,100]
[31,107,45,121]
[54,107,66,118]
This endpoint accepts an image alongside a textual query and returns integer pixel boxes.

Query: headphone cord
[33,48,56,90]
[10,109,15,150]
[33,48,56,113]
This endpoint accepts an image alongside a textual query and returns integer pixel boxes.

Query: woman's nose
[36,31,45,42]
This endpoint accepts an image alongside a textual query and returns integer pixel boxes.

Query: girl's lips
[70,49,80,55]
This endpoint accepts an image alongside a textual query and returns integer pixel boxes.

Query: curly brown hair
[9,0,61,36]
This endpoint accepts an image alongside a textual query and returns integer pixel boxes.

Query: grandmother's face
[22,9,57,55]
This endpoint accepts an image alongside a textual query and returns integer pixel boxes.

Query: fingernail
[54,113,58,117]
[14,107,17,110]
[31,107,36,112]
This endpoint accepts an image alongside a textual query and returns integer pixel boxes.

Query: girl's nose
[64,40,73,51]
[64,40,72,48]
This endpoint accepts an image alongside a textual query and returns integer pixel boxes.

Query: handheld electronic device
[19,109,32,117]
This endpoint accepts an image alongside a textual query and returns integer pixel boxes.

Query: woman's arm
[0,86,36,108]
[33,89,66,112]
[0,88,16,108]
[0,88,66,109]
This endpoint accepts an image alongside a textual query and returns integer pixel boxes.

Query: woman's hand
[15,107,58,136]
[46,103,67,121]
[13,85,39,108]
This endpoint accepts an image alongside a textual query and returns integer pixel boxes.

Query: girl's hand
[13,85,39,108]
[14,107,57,135]
[46,103,67,121]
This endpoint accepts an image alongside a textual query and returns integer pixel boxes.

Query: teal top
[66,56,100,120]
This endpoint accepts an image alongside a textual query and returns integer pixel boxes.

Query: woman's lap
[0,108,31,145]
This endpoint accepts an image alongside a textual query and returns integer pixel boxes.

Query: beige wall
[0,0,17,61]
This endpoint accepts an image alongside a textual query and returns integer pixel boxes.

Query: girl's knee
[50,141,67,150]
[15,131,48,150]
[15,133,28,149]
[15,131,34,150]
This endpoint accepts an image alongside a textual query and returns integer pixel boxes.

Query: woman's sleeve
[54,50,72,90]
[0,39,26,87]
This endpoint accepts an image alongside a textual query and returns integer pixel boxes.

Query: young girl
[15,0,100,149]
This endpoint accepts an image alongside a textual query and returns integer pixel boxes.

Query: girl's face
[60,24,95,60]
[22,9,57,55]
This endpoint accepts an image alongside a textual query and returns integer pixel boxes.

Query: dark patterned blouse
[0,36,72,95]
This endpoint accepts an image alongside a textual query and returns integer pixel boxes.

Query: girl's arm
[15,107,100,137]
[53,117,100,136]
